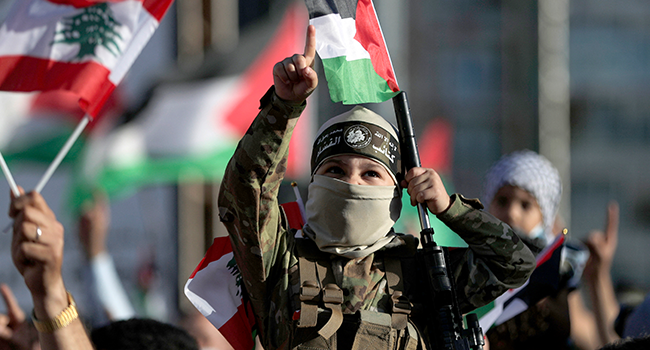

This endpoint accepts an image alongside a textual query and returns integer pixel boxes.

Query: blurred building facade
[407,0,650,291]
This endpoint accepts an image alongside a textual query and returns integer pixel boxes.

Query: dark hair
[91,318,200,350]
[598,336,650,350]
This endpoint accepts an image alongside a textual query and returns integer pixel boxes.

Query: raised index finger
[605,201,619,243]
[303,25,316,68]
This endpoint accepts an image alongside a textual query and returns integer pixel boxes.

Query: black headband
[311,121,401,178]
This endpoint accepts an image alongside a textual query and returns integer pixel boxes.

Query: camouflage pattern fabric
[218,87,536,350]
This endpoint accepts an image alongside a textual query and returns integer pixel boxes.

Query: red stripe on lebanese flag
[0,0,173,117]
[354,0,399,93]
[142,0,174,21]
[185,236,256,350]
[0,57,113,117]
[536,231,565,267]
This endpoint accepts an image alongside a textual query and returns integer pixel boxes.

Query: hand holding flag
[273,25,318,104]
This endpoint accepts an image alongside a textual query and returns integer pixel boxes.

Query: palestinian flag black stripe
[305,0,399,104]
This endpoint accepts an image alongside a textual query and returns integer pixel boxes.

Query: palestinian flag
[0,0,173,117]
[476,232,566,331]
[305,0,400,104]
[69,2,312,209]
[1,90,122,166]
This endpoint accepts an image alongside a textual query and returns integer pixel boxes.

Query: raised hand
[583,201,619,282]
[273,25,318,103]
[582,201,621,345]
[0,284,38,350]
[9,189,94,350]
[9,188,65,302]
[78,193,110,260]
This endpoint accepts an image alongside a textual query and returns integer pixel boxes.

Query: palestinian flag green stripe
[69,147,235,211]
[321,56,397,104]
[307,0,399,104]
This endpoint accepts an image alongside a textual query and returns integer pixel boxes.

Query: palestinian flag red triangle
[305,0,400,104]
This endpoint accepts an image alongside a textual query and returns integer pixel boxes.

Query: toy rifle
[392,91,484,350]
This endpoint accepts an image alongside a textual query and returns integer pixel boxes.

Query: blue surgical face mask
[528,223,545,241]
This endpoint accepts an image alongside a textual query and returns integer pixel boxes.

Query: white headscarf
[483,150,562,237]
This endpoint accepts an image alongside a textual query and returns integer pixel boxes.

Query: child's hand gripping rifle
[392,92,484,350]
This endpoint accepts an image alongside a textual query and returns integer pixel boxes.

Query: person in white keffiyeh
[481,149,607,350]
[483,149,562,251]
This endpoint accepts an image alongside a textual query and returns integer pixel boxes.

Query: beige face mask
[302,175,402,259]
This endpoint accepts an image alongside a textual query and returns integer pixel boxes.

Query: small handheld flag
[476,231,567,331]
[0,0,174,194]
[185,202,305,350]
[305,0,400,104]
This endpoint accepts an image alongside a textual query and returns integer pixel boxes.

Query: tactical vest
[288,236,429,350]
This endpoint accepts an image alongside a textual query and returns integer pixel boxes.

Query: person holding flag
[480,150,596,350]
[214,24,534,350]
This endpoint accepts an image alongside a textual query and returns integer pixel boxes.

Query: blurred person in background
[90,317,199,350]
[79,192,235,349]
[582,202,622,345]
[481,150,601,350]
[77,192,136,327]
[583,202,650,341]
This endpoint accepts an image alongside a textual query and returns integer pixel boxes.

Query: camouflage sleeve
[436,193,536,313]
[218,86,305,300]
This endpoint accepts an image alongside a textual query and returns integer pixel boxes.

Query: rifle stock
[392,91,484,350]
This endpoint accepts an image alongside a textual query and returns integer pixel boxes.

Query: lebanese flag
[0,0,173,117]
[184,203,304,350]
[184,236,256,350]
[305,0,400,104]
[476,232,566,331]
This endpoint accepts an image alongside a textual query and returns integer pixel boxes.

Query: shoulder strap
[295,239,344,339]
[384,257,411,330]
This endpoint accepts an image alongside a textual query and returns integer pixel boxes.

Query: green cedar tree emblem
[53,3,122,60]
[227,257,243,297]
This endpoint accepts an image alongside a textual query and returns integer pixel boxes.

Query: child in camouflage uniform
[217,26,535,350]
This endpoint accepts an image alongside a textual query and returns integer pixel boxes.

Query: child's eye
[325,166,344,175]
[521,201,531,210]
[365,170,380,178]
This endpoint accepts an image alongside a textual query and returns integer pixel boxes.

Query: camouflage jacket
[218,87,536,350]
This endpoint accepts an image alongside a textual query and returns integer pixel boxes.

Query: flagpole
[0,151,20,197]
[1,151,21,233]
[2,114,91,234]
[34,114,90,193]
